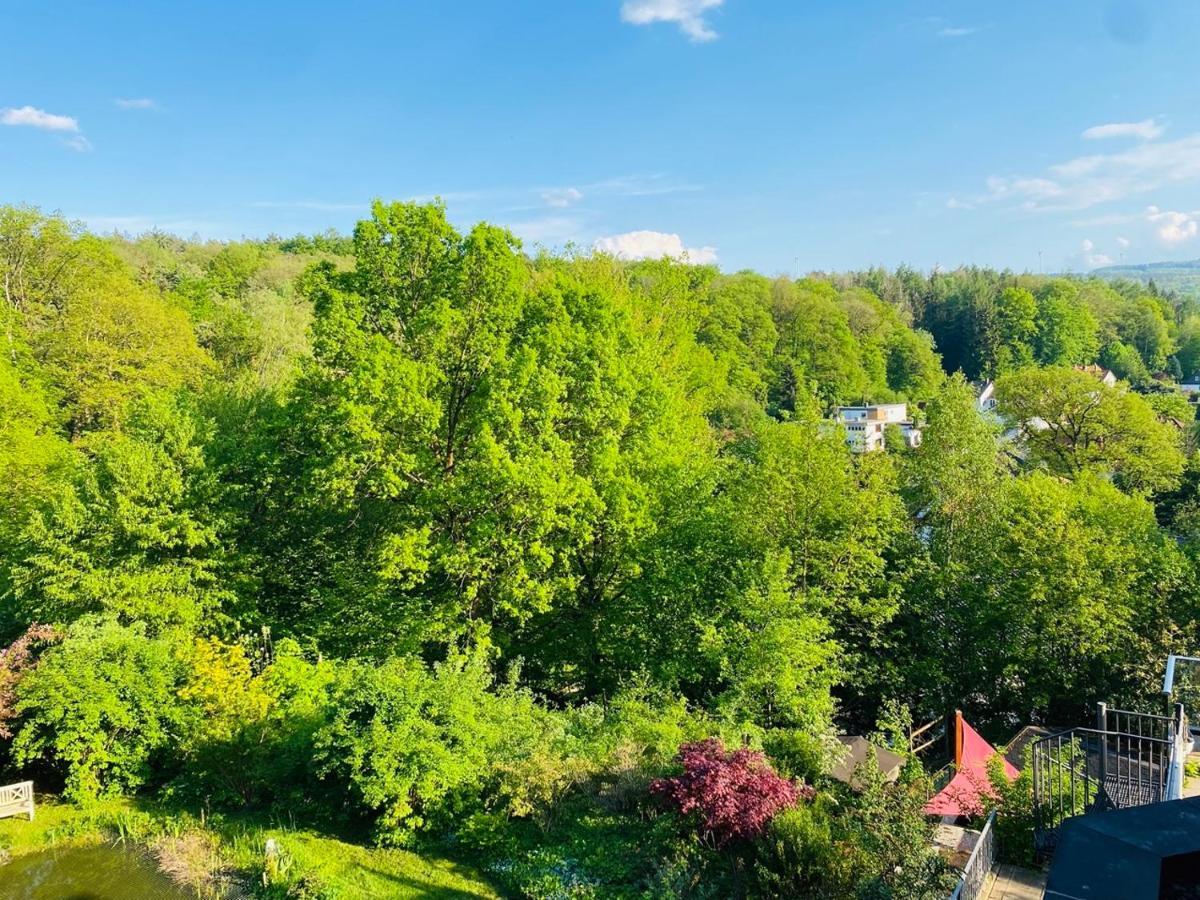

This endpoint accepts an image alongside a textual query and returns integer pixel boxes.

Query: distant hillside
[1092,259,1200,298]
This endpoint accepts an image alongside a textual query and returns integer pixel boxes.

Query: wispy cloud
[620,0,724,42]
[62,135,93,153]
[1,105,78,131]
[1044,134,1200,205]
[923,17,989,38]
[1082,119,1163,141]
[541,187,583,208]
[950,131,1200,212]
[588,173,702,197]
[114,97,157,110]
[594,229,717,264]
[938,24,987,37]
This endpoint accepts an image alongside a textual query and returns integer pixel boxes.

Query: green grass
[0,796,502,899]
[0,795,125,855]
[250,831,501,899]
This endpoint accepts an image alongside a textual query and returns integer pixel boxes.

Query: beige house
[834,403,922,452]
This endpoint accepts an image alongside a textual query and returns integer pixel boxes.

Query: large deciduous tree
[997,365,1184,493]
[277,202,718,668]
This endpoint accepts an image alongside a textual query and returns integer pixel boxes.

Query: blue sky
[4,0,1200,274]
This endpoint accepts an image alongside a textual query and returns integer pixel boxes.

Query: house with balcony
[834,403,922,452]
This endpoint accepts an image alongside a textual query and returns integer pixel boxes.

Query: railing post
[1097,702,1108,788]
[1032,741,1041,847]
[1168,702,1188,801]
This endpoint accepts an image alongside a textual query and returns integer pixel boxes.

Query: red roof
[923,715,1019,817]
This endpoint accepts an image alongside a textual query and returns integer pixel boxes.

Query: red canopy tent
[923,711,1019,818]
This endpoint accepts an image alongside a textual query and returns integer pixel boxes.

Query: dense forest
[1093,259,1200,303]
[1,201,1198,898]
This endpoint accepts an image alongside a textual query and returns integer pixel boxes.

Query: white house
[975,380,997,414]
[1073,364,1118,387]
[834,403,922,452]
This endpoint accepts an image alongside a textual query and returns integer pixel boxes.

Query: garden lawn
[247,830,501,899]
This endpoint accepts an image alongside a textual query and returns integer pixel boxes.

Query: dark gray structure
[1045,795,1200,899]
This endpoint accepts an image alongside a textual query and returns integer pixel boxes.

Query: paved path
[983,864,1046,900]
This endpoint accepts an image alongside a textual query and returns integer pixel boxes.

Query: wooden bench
[0,781,34,821]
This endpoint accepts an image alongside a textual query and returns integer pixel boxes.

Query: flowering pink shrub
[651,738,812,847]
[0,624,60,738]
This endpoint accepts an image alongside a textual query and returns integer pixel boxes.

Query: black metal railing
[1101,704,1173,742]
[1031,704,1186,855]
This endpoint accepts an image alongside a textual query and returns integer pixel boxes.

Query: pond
[0,844,192,899]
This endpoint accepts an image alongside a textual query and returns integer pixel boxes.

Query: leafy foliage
[3,204,1200,894]
[313,652,553,844]
[12,620,185,801]
[652,739,809,848]
[997,365,1185,492]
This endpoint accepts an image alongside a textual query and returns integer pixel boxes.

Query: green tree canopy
[996,365,1185,493]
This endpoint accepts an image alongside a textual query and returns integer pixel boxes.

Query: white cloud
[986,175,1065,203]
[620,0,723,42]
[0,105,78,131]
[114,98,156,110]
[62,135,93,153]
[1049,133,1200,188]
[1079,239,1113,268]
[588,173,702,197]
[923,17,988,38]
[1117,235,1131,249]
[593,230,717,264]
[1145,206,1200,245]
[541,187,583,208]
[964,132,1200,212]
[1082,119,1163,141]
[938,24,986,37]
